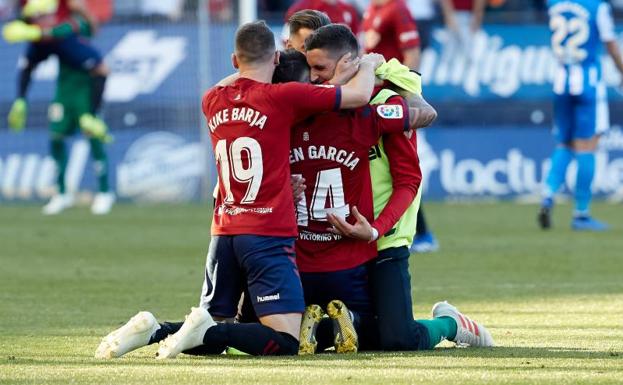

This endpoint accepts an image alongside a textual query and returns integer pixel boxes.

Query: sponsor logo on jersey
[377,104,403,119]
[257,293,280,303]
[368,144,382,161]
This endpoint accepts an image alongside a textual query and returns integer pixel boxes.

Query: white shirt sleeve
[597,2,616,43]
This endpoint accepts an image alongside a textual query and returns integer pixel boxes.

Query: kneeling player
[95,21,381,358]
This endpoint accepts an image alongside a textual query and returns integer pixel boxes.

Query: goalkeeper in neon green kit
[3,0,114,215]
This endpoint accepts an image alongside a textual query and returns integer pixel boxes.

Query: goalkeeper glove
[79,114,113,143]
[22,0,59,18]
[2,20,42,43]
[8,98,27,132]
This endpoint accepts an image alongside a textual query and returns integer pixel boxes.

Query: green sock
[50,138,67,194]
[416,317,457,349]
[89,138,109,193]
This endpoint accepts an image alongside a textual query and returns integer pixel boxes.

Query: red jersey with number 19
[203,77,341,237]
[290,93,409,272]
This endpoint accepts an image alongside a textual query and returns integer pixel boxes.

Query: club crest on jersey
[376,104,403,119]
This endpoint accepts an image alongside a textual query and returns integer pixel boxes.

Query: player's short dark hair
[304,24,359,59]
[288,9,331,35]
[235,20,276,64]
[272,49,310,83]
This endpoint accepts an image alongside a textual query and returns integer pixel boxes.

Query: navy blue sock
[202,323,299,356]
[148,321,183,344]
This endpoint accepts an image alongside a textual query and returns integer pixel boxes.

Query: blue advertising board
[0,129,205,203]
[2,126,622,202]
[1,22,623,202]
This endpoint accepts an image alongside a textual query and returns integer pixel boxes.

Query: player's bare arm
[471,0,487,32]
[401,47,421,71]
[403,93,437,129]
[439,0,459,33]
[339,53,385,109]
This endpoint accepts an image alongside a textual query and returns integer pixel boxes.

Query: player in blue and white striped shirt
[539,0,623,231]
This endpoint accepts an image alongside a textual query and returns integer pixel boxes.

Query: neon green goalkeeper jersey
[369,86,422,251]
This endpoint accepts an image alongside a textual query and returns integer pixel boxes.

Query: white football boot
[91,192,115,215]
[42,194,74,215]
[432,301,494,347]
[156,307,216,359]
[95,311,160,359]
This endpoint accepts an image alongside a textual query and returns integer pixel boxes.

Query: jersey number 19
[215,137,263,204]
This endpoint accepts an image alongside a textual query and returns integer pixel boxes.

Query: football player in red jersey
[288,26,426,352]
[285,9,331,53]
[285,0,360,34]
[300,22,494,352]
[362,0,421,69]
[95,21,385,359]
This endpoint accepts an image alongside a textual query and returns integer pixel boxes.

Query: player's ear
[285,39,293,50]
[232,54,239,69]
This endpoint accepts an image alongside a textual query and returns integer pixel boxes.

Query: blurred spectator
[86,0,113,23]
[438,0,486,61]
[209,0,233,22]
[362,0,420,68]
[140,0,185,20]
[406,0,454,50]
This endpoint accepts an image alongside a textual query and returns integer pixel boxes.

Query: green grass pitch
[1,202,622,384]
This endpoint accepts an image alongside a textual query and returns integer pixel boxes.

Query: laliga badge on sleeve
[376,104,403,119]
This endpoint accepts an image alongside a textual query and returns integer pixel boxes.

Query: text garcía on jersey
[289,145,360,171]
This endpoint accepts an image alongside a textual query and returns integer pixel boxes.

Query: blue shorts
[553,83,609,143]
[24,36,102,71]
[300,263,374,316]
[199,235,305,318]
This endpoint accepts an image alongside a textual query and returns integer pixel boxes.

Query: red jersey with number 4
[290,94,409,272]
[362,0,420,63]
[285,0,360,34]
[203,78,341,237]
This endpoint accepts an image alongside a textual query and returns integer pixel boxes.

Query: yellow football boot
[326,300,358,354]
[298,304,324,355]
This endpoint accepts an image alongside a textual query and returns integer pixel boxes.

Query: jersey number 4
[294,168,349,227]
[550,14,589,64]
[215,137,263,204]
